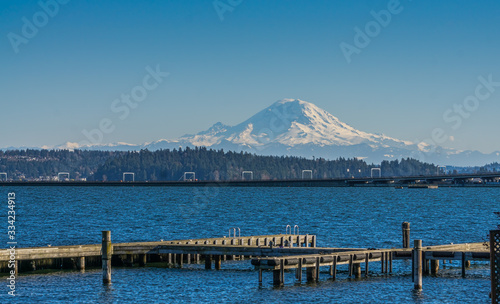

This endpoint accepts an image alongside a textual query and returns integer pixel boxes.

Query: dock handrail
[294,225,299,235]
[228,227,241,238]
[286,225,291,235]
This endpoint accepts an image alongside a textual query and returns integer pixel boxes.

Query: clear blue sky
[2,0,500,153]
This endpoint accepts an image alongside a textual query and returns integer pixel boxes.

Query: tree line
[0,149,121,180]
[0,147,439,181]
[92,147,438,181]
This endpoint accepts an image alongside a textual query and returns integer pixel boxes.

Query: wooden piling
[402,222,410,248]
[381,252,385,273]
[222,240,226,261]
[423,258,429,274]
[126,254,133,267]
[230,239,236,260]
[315,257,320,282]
[77,257,85,271]
[139,254,146,267]
[102,231,112,284]
[258,269,263,283]
[353,263,361,278]
[214,255,221,270]
[411,250,414,282]
[273,269,282,286]
[349,254,353,277]
[306,266,316,282]
[431,259,439,275]
[297,258,303,281]
[280,259,285,284]
[389,251,393,273]
[205,255,212,269]
[413,240,423,290]
[365,253,369,277]
[490,231,498,303]
[13,260,18,275]
[385,252,388,273]
[461,252,466,278]
[332,258,337,281]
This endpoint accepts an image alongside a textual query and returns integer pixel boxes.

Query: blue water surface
[0,186,497,303]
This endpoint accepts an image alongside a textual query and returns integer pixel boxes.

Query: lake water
[1,186,497,303]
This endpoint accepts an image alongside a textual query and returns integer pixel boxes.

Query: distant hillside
[0,149,122,181]
[0,148,440,181]
[92,147,438,181]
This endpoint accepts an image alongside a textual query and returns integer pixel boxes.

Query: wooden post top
[102,231,111,242]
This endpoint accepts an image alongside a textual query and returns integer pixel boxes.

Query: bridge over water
[1,172,500,187]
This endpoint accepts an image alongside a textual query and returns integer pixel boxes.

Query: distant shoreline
[1,178,500,188]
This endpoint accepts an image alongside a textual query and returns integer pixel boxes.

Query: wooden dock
[0,225,492,292]
[251,242,489,285]
[0,234,317,274]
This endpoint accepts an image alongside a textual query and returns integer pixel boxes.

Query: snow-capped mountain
[180,99,415,150]
[25,99,500,165]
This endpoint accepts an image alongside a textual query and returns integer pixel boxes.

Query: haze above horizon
[2,0,500,154]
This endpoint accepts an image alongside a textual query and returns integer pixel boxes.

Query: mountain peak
[199,122,229,134]
[273,98,315,112]
[276,98,306,104]
[41,98,497,165]
[179,98,413,150]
